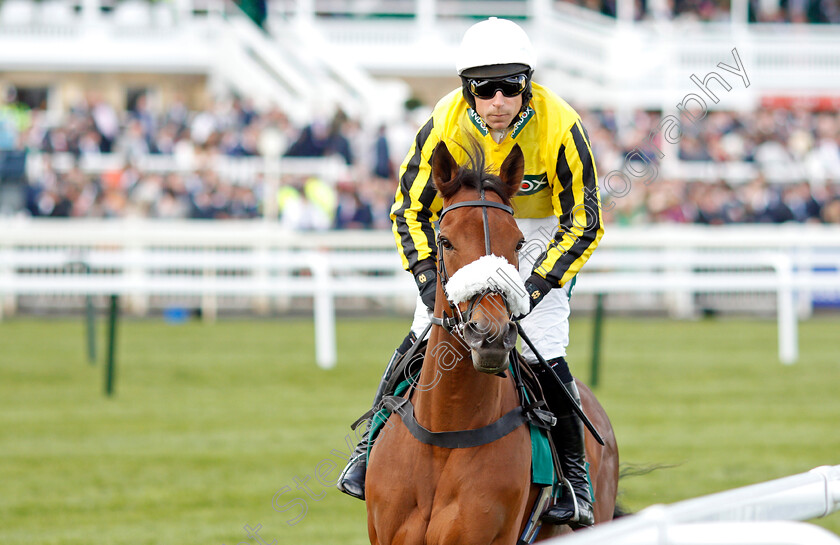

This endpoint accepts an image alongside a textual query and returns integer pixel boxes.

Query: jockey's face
[475,91,523,131]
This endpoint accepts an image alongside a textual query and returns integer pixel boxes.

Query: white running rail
[1,221,839,368]
[547,465,840,545]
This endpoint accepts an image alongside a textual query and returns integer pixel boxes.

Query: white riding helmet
[456,17,536,76]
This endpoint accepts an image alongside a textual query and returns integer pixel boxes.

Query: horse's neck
[413,326,517,433]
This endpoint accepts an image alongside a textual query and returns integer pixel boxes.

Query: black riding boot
[336,332,415,500]
[534,358,595,528]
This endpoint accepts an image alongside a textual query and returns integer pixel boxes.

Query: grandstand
[1,0,838,321]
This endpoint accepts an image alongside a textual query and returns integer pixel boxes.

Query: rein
[434,187,515,334]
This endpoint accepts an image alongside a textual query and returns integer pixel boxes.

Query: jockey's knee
[546,356,573,383]
[397,331,417,355]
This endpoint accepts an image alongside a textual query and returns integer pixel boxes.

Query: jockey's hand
[414,267,437,311]
[514,273,553,320]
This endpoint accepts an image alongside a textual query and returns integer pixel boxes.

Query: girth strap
[380,395,532,449]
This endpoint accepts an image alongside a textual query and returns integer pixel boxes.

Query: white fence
[1,220,839,367]
[576,225,840,365]
[0,219,411,368]
[25,152,351,186]
[546,465,840,545]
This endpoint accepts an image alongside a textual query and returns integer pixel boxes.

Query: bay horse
[366,141,618,544]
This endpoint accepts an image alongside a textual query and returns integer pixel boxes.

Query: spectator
[372,124,395,180]
[334,182,374,229]
[781,181,822,222]
[285,110,354,165]
[279,182,330,231]
[822,196,840,223]
[90,93,120,153]
[285,118,331,158]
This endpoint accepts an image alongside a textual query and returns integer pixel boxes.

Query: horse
[366,141,619,545]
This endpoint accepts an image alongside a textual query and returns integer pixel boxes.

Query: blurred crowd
[559,0,840,23]
[609,177,840,225]
[582,107,840,225]
[0,90,407,227]
[1,90,839,228]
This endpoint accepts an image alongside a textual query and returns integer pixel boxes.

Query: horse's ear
[498,144,525,200]
[431,142,460,197]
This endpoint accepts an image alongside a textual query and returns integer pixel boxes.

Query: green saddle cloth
[367,377,555,486]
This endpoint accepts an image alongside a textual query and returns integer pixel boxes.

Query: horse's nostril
[463,320,484,349]
[503,321,517,350]
[464,319,518,351]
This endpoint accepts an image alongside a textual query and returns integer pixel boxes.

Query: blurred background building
[1,0,839,322]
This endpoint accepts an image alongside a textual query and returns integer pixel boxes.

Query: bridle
[433,186,515,334]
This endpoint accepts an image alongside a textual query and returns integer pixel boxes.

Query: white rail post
[127,236,148,316]
[775,254,798,365]
[0,247,8,320]
[82,0,101,24]
[665,247,695,319]
[310,252,336,369]
[417,0,435,35]
[796,247,814,320]
[201,266,218,323]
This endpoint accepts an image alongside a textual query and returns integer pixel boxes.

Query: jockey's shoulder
[432,88,467,118]
[529,83,581,125]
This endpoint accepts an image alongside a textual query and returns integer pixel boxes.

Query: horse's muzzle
[462,319,518,374]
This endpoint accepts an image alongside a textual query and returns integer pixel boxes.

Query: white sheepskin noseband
[443,254,529,317]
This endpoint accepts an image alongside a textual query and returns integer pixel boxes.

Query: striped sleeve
[389,116,442,272]
[533,120,604,287]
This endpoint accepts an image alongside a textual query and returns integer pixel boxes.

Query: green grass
[1,315,838,544]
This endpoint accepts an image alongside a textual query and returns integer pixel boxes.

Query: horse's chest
[376,426,531,532]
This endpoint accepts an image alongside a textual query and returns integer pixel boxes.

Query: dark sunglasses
[468,74,528,100]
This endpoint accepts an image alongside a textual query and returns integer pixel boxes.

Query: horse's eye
[515,239,525,251]
[439,237,454,251]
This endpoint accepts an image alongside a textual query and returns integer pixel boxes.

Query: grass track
[1,316,838,544]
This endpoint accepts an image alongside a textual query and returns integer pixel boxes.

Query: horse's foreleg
[368,500,432,545]
[367,524,380,545]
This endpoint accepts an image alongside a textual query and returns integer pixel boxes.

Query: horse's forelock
[442,141,513,206]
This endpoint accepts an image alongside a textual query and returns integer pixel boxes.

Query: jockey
[337,17,604,528]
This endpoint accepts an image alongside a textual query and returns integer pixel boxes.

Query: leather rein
[432,187,516,334]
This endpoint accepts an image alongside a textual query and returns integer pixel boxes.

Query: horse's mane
[435,139,514,206]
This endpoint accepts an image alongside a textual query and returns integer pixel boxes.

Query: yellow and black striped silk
[390,83,604,288]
